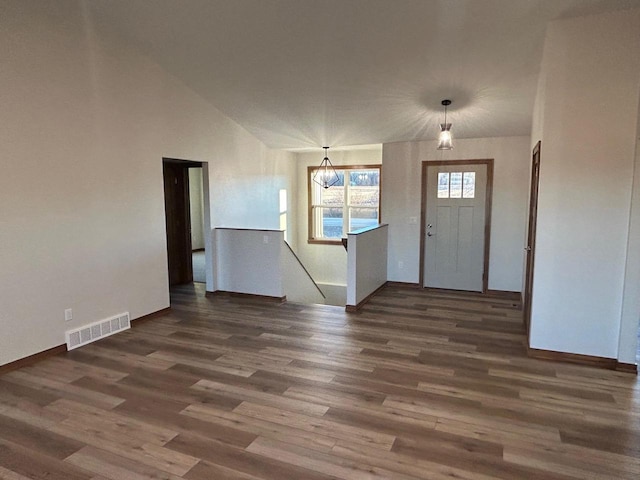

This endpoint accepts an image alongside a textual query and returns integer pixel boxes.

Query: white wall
[347,225,389,307]
[188,168,205,250]
[529,9,640,359]
[618,98,640,364]
[214,229,284,298]
[214,228,325,303]
[269,149,298,252]
[382,136,531,292]
[209,146,296,231]
[0,1,295,366]
[294,148,382,285]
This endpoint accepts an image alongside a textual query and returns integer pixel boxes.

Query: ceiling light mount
[312,146,340,189]
[437,99,453,150]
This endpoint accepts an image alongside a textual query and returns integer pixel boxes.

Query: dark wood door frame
[523,142,541,342]
[162,158,202,286]
[419,159,494,293]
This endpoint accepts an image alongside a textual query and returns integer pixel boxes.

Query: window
[279,189,288,242]
[437,171,476,199]
[308,165,381,243]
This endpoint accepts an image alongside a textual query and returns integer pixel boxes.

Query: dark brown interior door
[523,141,541,342]
[163,161,193,286]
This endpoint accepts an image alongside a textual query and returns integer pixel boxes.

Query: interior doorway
[420,159,493,293]
[523,142,541,343]
[162,158,204,286]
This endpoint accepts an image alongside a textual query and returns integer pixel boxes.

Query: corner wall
[346,225,388,308]
[382,136,531,292]
[617,97,640,364]
[529,9,640,359]
[0,1,296,366]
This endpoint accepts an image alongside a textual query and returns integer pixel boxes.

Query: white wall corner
[617,94,640,364]
[529,9,640,358]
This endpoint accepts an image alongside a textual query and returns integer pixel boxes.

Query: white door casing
[423,163,488,292]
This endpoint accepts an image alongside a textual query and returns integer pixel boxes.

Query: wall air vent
[65,312,130,350]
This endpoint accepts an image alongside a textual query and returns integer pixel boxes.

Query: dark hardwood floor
[1,283,639,479]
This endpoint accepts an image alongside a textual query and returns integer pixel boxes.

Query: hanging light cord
[324,147,328,176]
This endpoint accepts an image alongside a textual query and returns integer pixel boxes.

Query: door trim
[419,159,494,293]
[523,142,541,343]
[162,157,203,286]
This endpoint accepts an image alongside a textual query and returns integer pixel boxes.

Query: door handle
[427,232,434,237]
[524,246,531,251]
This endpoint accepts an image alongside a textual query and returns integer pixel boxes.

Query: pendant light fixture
[437,99,453,150]
[312,147,340,189]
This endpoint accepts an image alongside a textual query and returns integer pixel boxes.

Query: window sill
[307,239,343,245]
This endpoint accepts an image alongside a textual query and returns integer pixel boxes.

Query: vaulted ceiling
[88,0,640,149]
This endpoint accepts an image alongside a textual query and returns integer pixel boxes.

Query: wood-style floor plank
[0,283,638,479]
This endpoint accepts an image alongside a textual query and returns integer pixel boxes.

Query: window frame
[437,171,477,199]
[307,164,382,245]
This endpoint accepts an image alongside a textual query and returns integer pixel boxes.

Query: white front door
[423,164,487,292]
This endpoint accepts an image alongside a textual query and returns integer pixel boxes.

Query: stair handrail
[283,241,326,299]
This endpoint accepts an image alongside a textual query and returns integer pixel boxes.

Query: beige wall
[0,1,295,366]
[382,136,531,292]
[529,9,640,360]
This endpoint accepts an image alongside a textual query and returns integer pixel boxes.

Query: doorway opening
[162,158,207,287]
[419,159,494,293]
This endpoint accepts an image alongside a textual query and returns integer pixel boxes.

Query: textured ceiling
[87,0,640,149]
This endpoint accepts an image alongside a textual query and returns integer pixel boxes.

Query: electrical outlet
[408,216,418,225]
[263,235,269,244]
[398,261,404,269]
[64,308,73,322]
